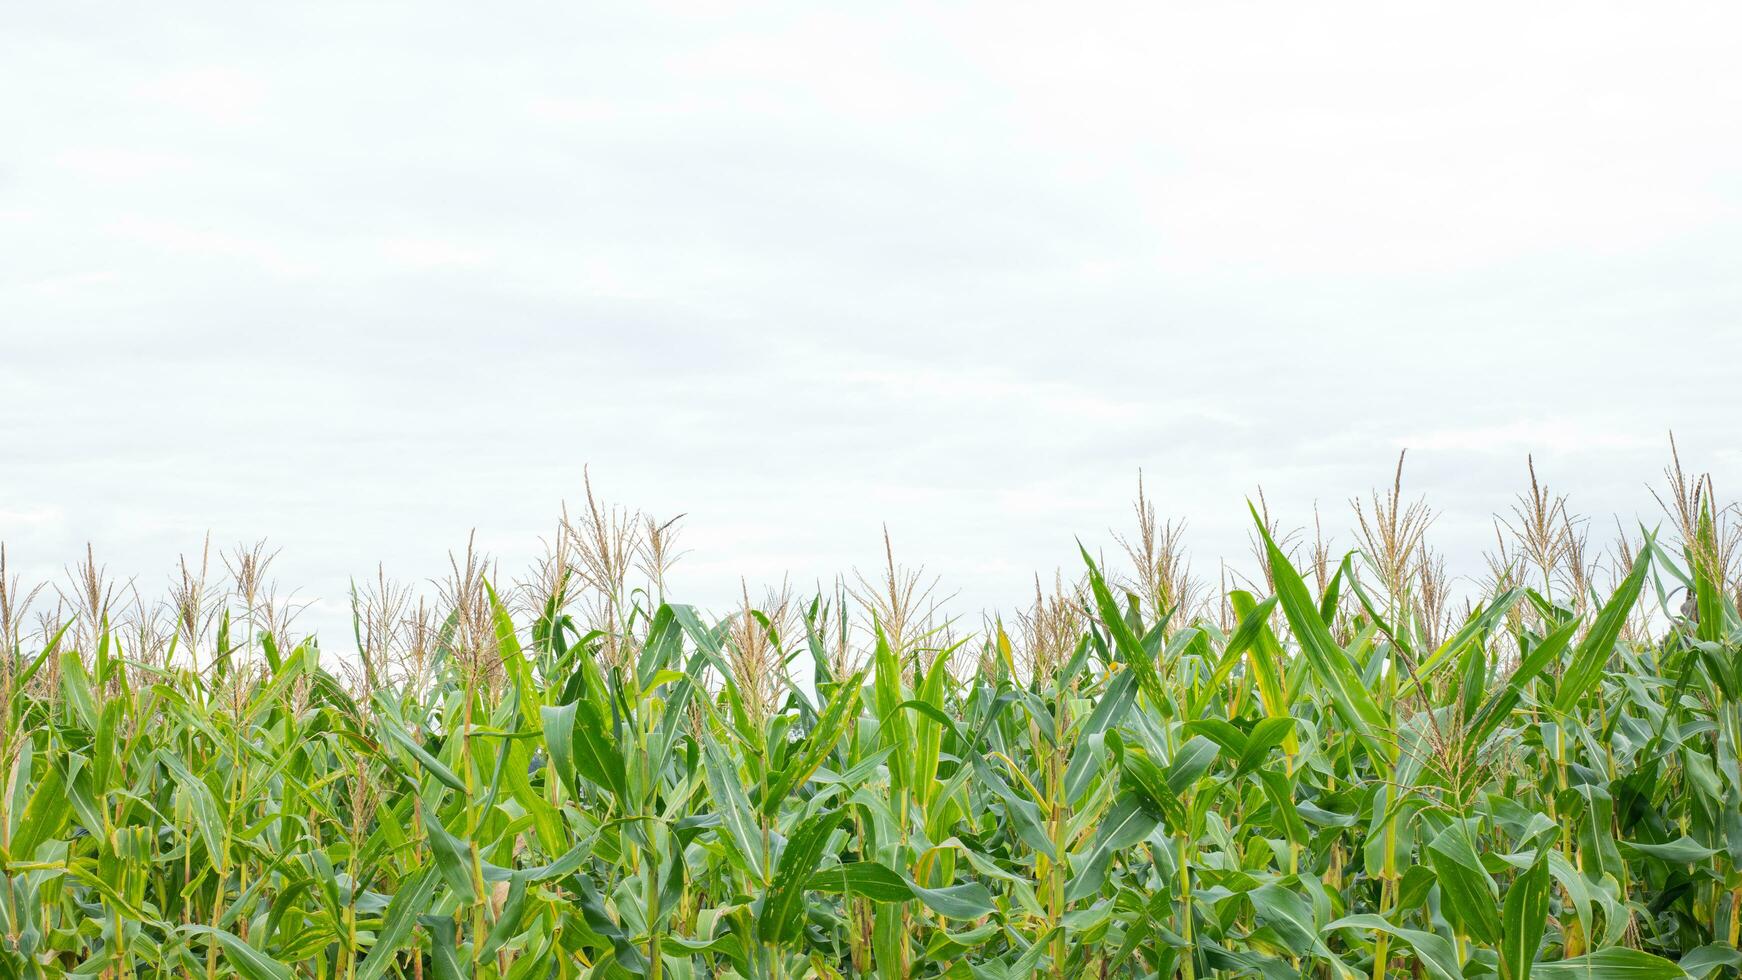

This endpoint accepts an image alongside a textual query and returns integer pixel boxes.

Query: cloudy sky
[4,1,1740,644]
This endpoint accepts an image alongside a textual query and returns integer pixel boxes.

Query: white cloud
[2,0,1740,644]
[375,236,492,270]
[1396,421,1665,455]
[0,508,62,527]
[134,67,268,124]
[54,148,195,181]
[105,215,312,277]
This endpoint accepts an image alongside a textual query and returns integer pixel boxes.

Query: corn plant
[1,476,1741,979]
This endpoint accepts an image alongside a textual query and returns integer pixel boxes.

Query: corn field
[5,460,1742,979]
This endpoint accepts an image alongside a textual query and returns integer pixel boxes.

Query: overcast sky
[4,1,1740,646]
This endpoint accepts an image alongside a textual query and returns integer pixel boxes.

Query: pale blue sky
[4,1,1740,645]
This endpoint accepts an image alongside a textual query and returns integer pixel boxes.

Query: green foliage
[0,498,1738,980]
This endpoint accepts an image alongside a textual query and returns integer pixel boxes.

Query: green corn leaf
[909,879,997,921]
[1532,947,1688,980]
[356,866,441,980]
[1467,618,1578,756]
[423,812,480,905]
[480,873,530,959]
[1327,914,1460,980]
[160,750,228,870]
[376,711,468,795]
[1119,743,1184,827]
[1501,853,1551,980]
[808,858,994,920]
[184,926,295,980]
[540,683,630,807]
[759,807,847,942]
[872,624,914,796]
[1250,880,1338,962]
[8,750,67,861]
[1081,546,1170,717]
[808,860,914,903]
[703,736,768,883]
[1555,545,1651,714]
[419,915,467,980]
[1426,821,1502,945]
[1189,592,1278,716]
[765,671,864,815]
[1622,836,1719,863]
[1250,505,1395,767]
